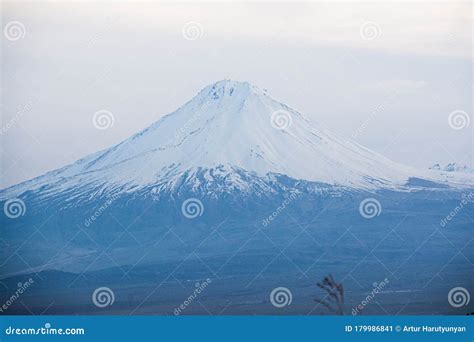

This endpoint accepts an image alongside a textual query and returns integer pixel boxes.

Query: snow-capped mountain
[430,163,474,174]
[1,81,473,315]
[1,80,472,202]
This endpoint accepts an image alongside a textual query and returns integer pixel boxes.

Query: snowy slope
[1,80,472,200]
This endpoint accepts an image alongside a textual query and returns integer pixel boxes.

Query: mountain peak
[430,162,473,173]
[198,80,265,101]
[2,80,473,200]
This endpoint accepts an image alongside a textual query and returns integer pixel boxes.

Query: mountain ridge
[1,81,473,316]
[1,80,473,202]
[430,162,473,174]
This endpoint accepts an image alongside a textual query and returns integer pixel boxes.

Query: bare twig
[315,274,344,315]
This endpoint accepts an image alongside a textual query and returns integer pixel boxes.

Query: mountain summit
[1,80,472,201]
[1,81,473,315]
[430,163,473,174]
